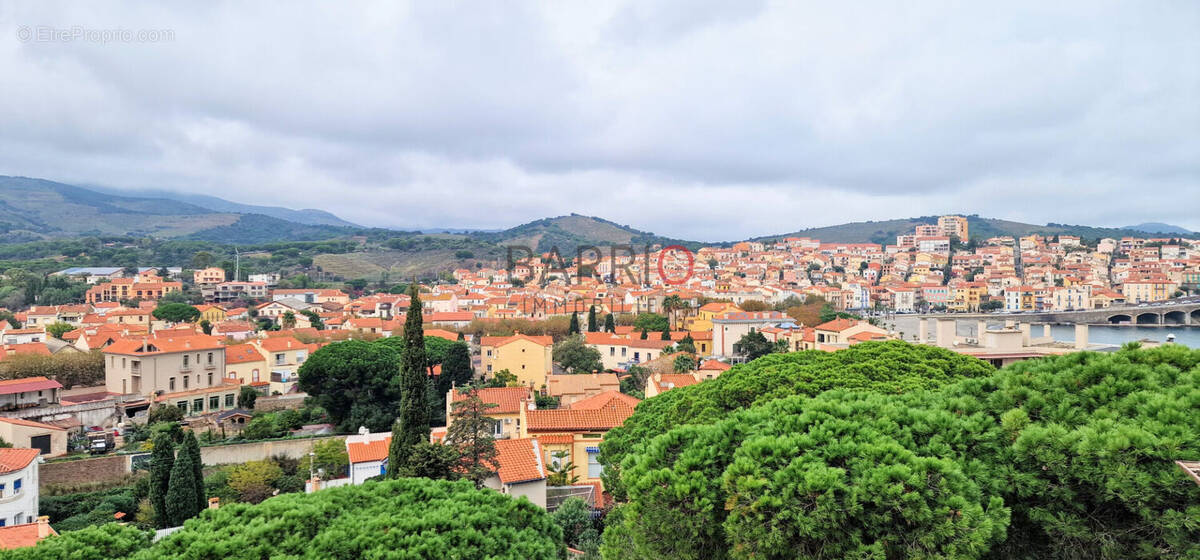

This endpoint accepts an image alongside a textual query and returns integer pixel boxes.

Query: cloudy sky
[1,1,1197,241]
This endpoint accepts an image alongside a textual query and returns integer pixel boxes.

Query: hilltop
[468,214,703,254]
[0,176,360,242]
[756,215,1199,244]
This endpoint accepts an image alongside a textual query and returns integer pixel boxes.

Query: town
[0,214,1194,557]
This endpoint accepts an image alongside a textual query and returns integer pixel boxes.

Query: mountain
[468,214,702,254]
[757,215,1200,244]
[0,176,363,242]
[1121,222,1194,235]
[81,184,361,227]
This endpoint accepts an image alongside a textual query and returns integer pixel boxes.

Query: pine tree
[149,432,175,529]
[165,438,200,527]
[604,314,615,333]
[587,306,597,332]
[390,283,429,476]
[568,313,580,335]
[183,431,206,513]
[445,389,498,487]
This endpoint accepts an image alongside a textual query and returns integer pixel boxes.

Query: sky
[0,1,1197,242]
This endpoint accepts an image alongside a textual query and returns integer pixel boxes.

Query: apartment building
[102,333,227,397]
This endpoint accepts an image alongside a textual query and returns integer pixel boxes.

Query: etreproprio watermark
[16,25,175,44]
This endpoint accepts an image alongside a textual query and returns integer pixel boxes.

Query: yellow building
[519,392,636,489]
[480,334,554,389]
[446,386,533,440]
[685,301,740,332]
[195,304,227,325]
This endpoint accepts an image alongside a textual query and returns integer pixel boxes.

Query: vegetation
[298,339,402,432]
[389,284,430,475]
[152,303,200,323]
[553,335,604,373]
[4,523,153,560]
[147,432,174,529]
[603,343,1200,559]
[0,350,105,388]
[444,389,498,486]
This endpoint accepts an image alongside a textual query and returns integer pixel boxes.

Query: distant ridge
[1121,222,1194,235]
[81,184,361,227]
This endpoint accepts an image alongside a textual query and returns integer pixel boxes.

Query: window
[169,377,176,391]
[587,450,603,479]
[183,376,189,389]
[621,347,626,357]
[208,373,213,386]
[12,479,20,492]
[252,369,260,382]
[207,352,214,364]
[609,347,614,356]
[275,353,286,365]
[209,396,220,410]
[225,394,235,408]
[183,355,189,368]
[178,401,187,413]
[491,419,502,437]
[122,358,126,368]
[193,398,204,412]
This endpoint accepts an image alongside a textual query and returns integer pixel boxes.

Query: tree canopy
[553,335,603,373]
[152,303,201,323]
[297,339,402,432]
[603,343,1200,560]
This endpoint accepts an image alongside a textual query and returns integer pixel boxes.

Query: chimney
[916,318,927,343]
[1019,323,1031,346]
[208,497,220,510]
[36,516,50,538]
[1074,324,1089,350]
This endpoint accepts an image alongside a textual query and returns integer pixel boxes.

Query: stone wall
[40,454,129,489]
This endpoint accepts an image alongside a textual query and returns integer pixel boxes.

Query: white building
[0,449,41,527]
[711,311,787,357]
[345,429,389,484]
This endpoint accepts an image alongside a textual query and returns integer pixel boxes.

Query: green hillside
[469,213,702,254]
[757,215,1199,244]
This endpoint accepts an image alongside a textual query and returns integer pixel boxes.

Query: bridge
[919,297,1200,325]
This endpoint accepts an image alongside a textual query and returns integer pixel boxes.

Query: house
[203,282,268,304]
[102,333,227,397]
[696,359,731,380]
[271,289,349,305]
[684,302,741,332]
[711,311,787,357]
[519,398,635,490]
[0,448,43,530]
[84,277,182,304]
[193,267,226,285]
[0,377,62,411]
[194,305,227,324]
[482,438,546,508]
[584,333,674,371]
[446,386,533,440]
[480,334,553,389]
[812,318,889,347]
[0,418,66,456]
[252,337,316,391]
[224,343,268,385]
[0,330,43,346]
[644,373,699,398]
[545,373,620,408]
[345,430,391,484]
[211,320,254,340]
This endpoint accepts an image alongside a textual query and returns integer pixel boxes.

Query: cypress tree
[390,283,429,475]
[568,313,580,335]
[587,306,597,332]
[604,314,615,333]
[440,341,473,394]
[165,439,200,527]
[183,431,206,513]
[661,327,671,341]
[149,432,175,529]
[640,328,648,340]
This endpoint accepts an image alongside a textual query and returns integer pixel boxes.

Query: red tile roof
[492,438,545,484]
[225,344,265,364]
[480,334,553,348]
[450,387,531,415]
[0,417,65,431]
[347,436,390,463]
[698,359,731,371]
[0,376,62,395]
[568,390,640,411]
[526,401,634,432]
[0,448,41,473]
[814,318,859,332]
[0,522,56,550]
[103,334,223,355]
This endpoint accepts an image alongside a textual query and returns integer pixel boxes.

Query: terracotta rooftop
[526,401,634,432]
[347,435,390,464]
[0,448,41,473]
[0,521,56,550]
[492,438,545,485]
[568,390,641,411]
[0,376,62,395]
[450,386,531,415]
[225,344,265,364]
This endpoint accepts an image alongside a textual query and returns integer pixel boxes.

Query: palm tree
[662,295,685,330]
[546,451,579,486]
[281,311,296,329]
